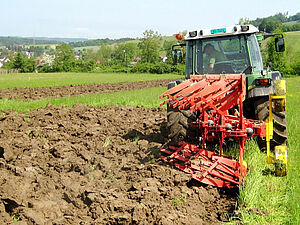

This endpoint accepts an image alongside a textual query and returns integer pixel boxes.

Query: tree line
[68,38,136,48]
[2,30,185,75]
[240,12,300,33]
[0,37,60,46]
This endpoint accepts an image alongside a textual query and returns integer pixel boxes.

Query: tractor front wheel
[167,106,197,145]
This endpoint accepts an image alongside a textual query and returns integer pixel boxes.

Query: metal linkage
[160,74,267,188]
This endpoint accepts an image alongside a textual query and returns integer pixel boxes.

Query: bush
[131,62,185,74]
[173,64,185,75]
[38,65,55,73]
[93,64,131,73]
[131,63,152,73]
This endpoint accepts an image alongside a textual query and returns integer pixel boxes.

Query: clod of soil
[0,79,173,101]
[0,105,236,224]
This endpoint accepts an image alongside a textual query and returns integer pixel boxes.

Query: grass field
[0,72,182,89]
[0,72,299,224]
[285,31,300,63]
[0,86,166,112]
[233,76,300,224]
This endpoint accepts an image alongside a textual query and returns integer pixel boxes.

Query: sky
[0,0,299,39]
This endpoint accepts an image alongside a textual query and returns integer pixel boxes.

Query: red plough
[160,74,266,188]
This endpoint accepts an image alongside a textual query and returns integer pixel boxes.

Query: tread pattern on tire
[254,96,288,149]
[167,106,197,145]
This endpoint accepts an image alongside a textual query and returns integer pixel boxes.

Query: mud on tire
[167,106,197,145]
[254,96,288,150]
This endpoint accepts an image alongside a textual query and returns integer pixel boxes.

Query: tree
[24,57,37,72]
[113,42,138,65]
[139,30,161,63]
[6,52,37,73]
[266,30,290,74]
[99,45,113,65]
[53,43,76,72]
[239,17,252,25]
[13,52,25,70]
[259,18,282,33]
[85,45,113,65]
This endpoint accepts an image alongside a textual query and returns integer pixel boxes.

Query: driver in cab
[203,44,226,73]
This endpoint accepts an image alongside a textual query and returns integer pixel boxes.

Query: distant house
[40,53,55,65]
[160,55,168,63]
[25,51,34,58]
[0,57,10,68]
[49,45,56,50]
[36,57,43,66]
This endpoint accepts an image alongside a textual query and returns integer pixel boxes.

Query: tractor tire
[254,96,288,150]
[167,106,197,145]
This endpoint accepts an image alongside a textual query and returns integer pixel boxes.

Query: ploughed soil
[0,105,237,224]
[0,79,173,101]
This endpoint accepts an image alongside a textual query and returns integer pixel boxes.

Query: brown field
[0,80,173,101]
[0,104,236,224]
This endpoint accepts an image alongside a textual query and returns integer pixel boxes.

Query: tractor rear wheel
[254,96,288,150]
[167,106,197,145]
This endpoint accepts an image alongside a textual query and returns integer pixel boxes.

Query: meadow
[285,31,300,64]
[0,72,299,224]
[0,72,181,89]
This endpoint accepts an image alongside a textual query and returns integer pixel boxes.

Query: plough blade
[161,142,245,188]
[160,74,246,112]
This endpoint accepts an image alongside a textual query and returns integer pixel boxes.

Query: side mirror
[275,37,285,52]
[171,44,185,65]
[172,49,183,64]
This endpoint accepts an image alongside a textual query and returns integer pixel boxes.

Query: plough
[160,74,287,188]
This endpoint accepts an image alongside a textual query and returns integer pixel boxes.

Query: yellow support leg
[266,80,288,176]
[274,145,287,176]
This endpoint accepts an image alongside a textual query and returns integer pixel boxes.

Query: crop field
[0,72,299,224]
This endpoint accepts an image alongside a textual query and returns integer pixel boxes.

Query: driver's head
[204,44,215,55]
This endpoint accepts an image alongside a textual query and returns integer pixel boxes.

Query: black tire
[254,96,288,150]
[167,106,197,145]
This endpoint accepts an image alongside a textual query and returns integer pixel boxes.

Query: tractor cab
[173,25,285,93]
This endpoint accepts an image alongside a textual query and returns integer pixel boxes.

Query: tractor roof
[184,24,259,40]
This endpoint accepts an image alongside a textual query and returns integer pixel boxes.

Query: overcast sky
[0,0,299,39]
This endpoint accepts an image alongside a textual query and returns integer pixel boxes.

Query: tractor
[160,25,288,188]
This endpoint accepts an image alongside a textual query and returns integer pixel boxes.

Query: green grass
[0,86,167,112]
[285,31,300,63]
[235,76,300,224]
[286,77,300,224]
[0,72,182,89]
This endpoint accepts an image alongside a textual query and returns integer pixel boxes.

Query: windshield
[186,35,251,76]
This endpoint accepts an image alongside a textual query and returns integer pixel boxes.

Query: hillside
[68,38,136,48]
[29,37,88,43]
[0,37,62,46]
[247,12,300,33]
